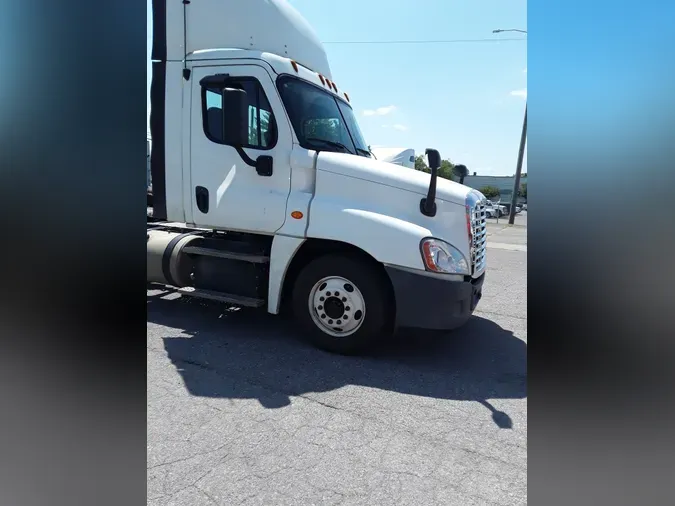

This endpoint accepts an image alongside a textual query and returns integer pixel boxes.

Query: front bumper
[385,266,485,330]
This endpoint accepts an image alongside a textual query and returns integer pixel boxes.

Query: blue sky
[148,0,527,176]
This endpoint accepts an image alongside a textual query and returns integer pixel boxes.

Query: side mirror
[420,148,441,217]
[221,87,249,146]
[426,148,441,170]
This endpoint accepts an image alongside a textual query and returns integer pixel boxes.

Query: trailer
[371,147,416,169]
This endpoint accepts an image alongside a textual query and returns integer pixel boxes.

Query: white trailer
[371,147,416,169]
[147,0,487,354]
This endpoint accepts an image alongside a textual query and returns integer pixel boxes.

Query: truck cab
[147,0,487,354]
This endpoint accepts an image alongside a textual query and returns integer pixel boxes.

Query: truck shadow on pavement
[148,291,527,429]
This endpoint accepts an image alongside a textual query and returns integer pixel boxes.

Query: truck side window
[202,78,277,150]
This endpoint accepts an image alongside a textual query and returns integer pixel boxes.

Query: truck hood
[315,152,471,206]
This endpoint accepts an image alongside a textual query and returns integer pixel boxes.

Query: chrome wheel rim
[308,276,366,337]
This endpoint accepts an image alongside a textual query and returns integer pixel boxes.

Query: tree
[414,156,464,182]
[438,159,455,180]
[479,186,500,199]
[414,155,430,173]
[519,183,527,198]
[304,118,340,142]
[250,108,273,146]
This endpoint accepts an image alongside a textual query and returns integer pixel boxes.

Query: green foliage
[479,186,500,199]
[304,118,341,142]
[438,159,455,180]
[249,108,275,146]
[414,156,458,180]
[414,155,430,173]
[413,156,472,185]
[519,183,527,198]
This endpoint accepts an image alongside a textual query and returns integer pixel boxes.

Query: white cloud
[510,89,527,99]
[363,105,396,116]
[380,123,408,131]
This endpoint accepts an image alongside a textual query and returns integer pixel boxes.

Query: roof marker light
[290,60,299,72]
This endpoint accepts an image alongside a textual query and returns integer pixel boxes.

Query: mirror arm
[234,146,257,168]
[420,165,438,217]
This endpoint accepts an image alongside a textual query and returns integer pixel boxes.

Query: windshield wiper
[306,137,352,153]
[355,148,372,157]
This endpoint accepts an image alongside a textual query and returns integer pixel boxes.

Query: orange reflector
[290,60,299,72]
[291,211,304,220]
[326,79,332,88]
[318,74,325,85]
[331,82,338,92]
[344,92,350,102]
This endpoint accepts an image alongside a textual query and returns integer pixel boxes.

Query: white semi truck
[148,0,487,354]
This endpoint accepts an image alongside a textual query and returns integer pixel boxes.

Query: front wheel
[292,254,391,355]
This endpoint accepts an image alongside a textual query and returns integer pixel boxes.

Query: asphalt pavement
[147,226,527,505]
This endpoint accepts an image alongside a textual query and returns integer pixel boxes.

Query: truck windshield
[277,76,371,157]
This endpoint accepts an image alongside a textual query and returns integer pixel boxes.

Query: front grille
[468,197,487,276]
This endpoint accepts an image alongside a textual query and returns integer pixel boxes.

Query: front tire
[292,254,391,355]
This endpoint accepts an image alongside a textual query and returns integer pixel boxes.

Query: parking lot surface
[148,228,527,505]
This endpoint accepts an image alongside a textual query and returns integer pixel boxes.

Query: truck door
[189,64,292,233]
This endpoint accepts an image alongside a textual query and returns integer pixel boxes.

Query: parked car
[486,200,507,217]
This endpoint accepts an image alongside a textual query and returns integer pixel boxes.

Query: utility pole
[508,104,527,224]
[492,28,527,225]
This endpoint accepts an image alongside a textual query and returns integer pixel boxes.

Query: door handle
[195,186,209,214]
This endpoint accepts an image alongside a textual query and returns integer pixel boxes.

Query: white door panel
[190,64,292,233]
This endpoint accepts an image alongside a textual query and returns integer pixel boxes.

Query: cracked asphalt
[148,225,527,505]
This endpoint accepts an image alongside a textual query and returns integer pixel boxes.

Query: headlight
[420,238,470,275]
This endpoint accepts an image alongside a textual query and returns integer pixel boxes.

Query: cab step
[182,246,269,264]
[177,286,265,308]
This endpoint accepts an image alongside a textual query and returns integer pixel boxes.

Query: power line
[322,37,526,45]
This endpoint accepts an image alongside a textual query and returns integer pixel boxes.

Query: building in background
[462,173,527,202]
